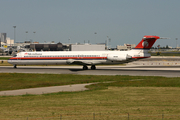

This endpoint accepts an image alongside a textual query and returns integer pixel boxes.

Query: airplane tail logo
[134,35,160,49]
[142,41,149,48]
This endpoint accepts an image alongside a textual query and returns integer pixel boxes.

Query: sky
[0,0,180,48]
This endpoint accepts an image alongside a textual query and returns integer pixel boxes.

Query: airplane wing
[66,59,93,65]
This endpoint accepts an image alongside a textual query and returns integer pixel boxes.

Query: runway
[1,65,180,77]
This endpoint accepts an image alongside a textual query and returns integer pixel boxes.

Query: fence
[2,113,180,120]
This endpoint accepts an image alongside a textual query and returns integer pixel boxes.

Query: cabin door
[16,56,21,63]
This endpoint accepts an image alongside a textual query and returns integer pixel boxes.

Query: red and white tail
[134,35,161,49]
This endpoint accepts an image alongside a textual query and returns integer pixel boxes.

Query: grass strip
[0,57,10,60]
[1,73,180,91]
[1,73,180,119]
[1,87,180,119]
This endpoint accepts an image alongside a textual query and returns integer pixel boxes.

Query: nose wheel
[14,65,17,68]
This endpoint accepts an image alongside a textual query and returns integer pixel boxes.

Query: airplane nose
[7,59,11,64]
[7,59,13,64]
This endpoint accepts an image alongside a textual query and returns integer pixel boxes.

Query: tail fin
[134,35,160,49]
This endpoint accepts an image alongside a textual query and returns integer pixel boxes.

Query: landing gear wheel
[14,65,17,68]
[83,65,88,70]
[91,65,96,70]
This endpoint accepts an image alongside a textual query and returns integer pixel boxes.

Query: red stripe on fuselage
[9,57,107,60]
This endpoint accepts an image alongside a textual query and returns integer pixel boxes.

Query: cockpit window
[13,55,17,57]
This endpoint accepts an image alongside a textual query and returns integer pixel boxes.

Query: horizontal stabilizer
[159,37,170,39]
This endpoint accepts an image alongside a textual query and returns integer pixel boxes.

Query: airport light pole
[26,31,28,41]
[13,26,16,46]
[33,31,36,42]
[109,38,111,49]
[106,36,111,50]
[176,38,178,48]
[68,38,71,44]
[107,36,109,50]
[94,32,97,44]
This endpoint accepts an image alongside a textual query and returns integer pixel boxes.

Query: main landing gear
[82,65,96,70]
[83,65,88,70]
[91,65,96,70]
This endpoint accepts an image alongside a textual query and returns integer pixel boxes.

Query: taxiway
[0,65,180,77]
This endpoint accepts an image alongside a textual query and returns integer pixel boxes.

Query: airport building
[69,44,105,51]
[116,44,136,51]
[28,43,106,51]
[0,33,14,49]
[6,37,14,46]
[29,42,64,51]
[0,33,7,47]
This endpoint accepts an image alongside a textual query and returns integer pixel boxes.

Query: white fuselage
[8,49,150,65]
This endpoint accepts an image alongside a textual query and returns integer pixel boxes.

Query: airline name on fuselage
[25,53,42,56]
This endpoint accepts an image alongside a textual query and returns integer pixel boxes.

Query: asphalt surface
[0,83,93,96]
[0,65,180,77]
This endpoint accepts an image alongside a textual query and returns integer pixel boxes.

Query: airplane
[8,35,166,69]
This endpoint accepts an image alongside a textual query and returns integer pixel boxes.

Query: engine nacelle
[107,54,131,61]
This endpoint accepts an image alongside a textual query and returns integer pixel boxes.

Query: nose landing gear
[14,65,17,68]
